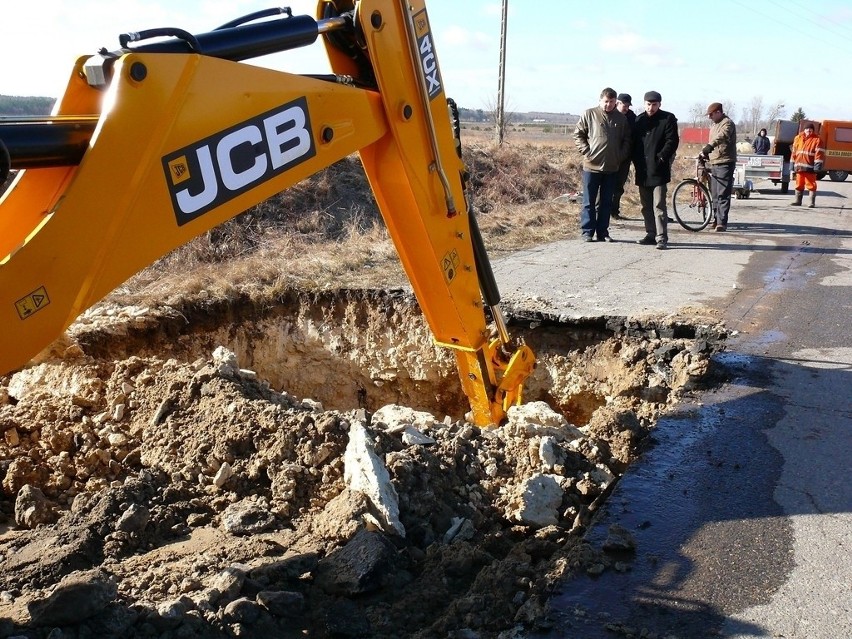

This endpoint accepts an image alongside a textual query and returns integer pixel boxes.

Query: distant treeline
[456,106,577,125]
[0,95,55,115]
[0,95,577,125]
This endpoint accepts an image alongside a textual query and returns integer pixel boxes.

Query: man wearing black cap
[611,93,636,220]
[632,90,679,249]
[699,102,737,231]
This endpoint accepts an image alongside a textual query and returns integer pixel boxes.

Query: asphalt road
[494,179,852,638]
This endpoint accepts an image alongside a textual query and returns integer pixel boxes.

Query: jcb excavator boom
[0,1,534,426]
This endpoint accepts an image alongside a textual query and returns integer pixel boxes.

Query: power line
[783,0,852,37]
[731,0,852,57]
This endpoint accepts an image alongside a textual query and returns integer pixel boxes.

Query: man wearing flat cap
[631,90,679,249]
[611,93,636,220]
[699,102,737,231]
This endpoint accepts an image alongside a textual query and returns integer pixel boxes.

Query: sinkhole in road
[1,287,729,639]
[72,289,722,428]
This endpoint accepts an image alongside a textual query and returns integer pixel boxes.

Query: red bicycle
[672,157,713,231]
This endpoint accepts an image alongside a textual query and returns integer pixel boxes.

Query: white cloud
[442,25,492,50]
[599,31,671,57]
[483,2,504,18]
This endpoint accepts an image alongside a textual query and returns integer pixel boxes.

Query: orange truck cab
[811,120,852,182]
[773,119,852,183]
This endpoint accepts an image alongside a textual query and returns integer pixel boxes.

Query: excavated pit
[0,288,727,638]
[65,289,720,426]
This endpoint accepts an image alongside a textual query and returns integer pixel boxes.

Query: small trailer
[734,153,788,197]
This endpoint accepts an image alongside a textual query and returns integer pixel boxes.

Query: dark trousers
[581,170,617,238]
[710,163,735,226]
[638,184,669,242]
[612,160,631,215]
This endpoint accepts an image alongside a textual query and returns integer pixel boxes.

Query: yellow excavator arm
[0,0,534,426]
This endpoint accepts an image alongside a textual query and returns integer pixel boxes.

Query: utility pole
[495,0,508,146]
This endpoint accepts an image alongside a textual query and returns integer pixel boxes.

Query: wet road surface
[497,180,852,638]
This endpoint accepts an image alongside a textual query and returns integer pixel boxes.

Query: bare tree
[689,102,707,127]
[743,97,786,134]
[765,101,785,129]
[746,96,764,138]
[723,100,737,125]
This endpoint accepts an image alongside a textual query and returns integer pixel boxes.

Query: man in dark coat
[632,90,680,249]
[611,93,636,219]
[752,128,770,155]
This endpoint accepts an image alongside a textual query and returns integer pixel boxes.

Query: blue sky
[3,0,852,123]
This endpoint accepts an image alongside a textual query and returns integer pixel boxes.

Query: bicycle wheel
[672,179,712,231]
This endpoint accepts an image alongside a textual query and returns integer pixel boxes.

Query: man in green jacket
[573,87,630,242]
[700,102,737,231]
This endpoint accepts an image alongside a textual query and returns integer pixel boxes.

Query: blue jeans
[581,170,617,238]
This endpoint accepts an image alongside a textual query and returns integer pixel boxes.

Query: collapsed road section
[0,289,726,637]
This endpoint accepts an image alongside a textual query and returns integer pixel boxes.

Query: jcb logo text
[163,98,316,225]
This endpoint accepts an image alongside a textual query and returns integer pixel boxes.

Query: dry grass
[6,134,703,309]
[111,138,587,307]
[114,138,707,308]
[0,128,706,325]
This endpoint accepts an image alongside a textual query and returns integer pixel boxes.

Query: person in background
[631,90,679,250]
[752,128,770,155]
[572,87,630,242]
[699,102,737,232]
[611,93,636,220]
[789,121,825,208]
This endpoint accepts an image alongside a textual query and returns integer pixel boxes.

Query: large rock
[343,420,405,536]
[221,498,277,535]
[506,401,584,440]
[27,569,117,626]
[15,484,57,529]
[314,529,398,595]
[505,473,566,528]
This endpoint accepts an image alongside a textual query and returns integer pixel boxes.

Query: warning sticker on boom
[15,286,50,319]
[442,249,460,283]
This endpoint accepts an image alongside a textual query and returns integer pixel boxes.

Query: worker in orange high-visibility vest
[789,122,826,208]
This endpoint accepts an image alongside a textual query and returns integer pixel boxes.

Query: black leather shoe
[636,236,655,245]
[599,235,614,242]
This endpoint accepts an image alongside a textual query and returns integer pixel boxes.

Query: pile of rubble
[0,323,718,637]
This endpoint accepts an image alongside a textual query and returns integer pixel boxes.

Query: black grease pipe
[0,117,98,170]
[0,13,350,169]
[120,14,320,60]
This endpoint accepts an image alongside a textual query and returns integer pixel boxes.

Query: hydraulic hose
[0,139,10,184]
[469,207,510,345]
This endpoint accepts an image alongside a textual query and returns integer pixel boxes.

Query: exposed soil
[0,289,727,638]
